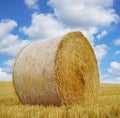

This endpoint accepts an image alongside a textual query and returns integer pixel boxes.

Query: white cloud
[24,0,39,10]
[0,68,12,81]
[22,0,120,46]
[101,74,109,80]
[100,71,120,83]
[115,50,120,55]
[0,33,29,57]
[116,77,120,81]
[4,59,14,68]
[0,19,29,81]
[21,13,99,45]
[108,61,120,82]
[96,30,108,40]
[0,19,29,57]
[81,27,98,45]
[22,0,120,44]
[114,38,120,46]
[108,61,120,77]
[94,44,108,64]
[48,0,119,28]
[3,59,14,73]
[0,19,17,38]
[22,13,70,40]
[0,34,19,49]
[0,39,29,57]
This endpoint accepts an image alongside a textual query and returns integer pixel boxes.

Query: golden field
[0,81,120,118]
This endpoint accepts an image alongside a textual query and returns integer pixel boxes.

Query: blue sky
[0,0,120,83]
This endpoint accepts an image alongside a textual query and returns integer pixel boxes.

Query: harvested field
[0,82,120,118]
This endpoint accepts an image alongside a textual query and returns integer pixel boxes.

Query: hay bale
[13,31,99,106]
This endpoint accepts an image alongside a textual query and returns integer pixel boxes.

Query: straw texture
[13,31,99,106]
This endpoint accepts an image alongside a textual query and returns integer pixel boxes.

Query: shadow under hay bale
[13,31,99,106]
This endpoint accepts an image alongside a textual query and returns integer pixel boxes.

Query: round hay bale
[13,31,99,106]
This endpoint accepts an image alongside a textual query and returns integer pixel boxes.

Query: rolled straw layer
[13,31,99,106]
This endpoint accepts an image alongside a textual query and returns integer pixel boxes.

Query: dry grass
[13,32,99,105]
[0,81,21,106]
[0,81,120,118]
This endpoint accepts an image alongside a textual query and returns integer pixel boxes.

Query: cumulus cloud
[21,0,119,45]
[114,38,120,56]
[0,68,12,81]
[101,74,109,80]
[2,59,14,73]
[87,44,108,83]
[48,0,119,28]
[4,59,14,68]
[24,0,39,10]
[108,61,120,81]
[21,13,99,45]
[116,77,120,81]
[115,50,120,55]
[96,30,108,40]
[94,44,108,64]
[0,34,19,48]
[81,27,98,45]
[0,19,17,38]
[0,19,30,81]
[0,39,29,57]
[2,59,14,74]
[22,13,70,40]
[0,19,29,57]
[22,0,120,45]
[114,38,120,46]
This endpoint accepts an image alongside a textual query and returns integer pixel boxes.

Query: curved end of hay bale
[54,31,99,105]
[13,31,99,106]
[12,45,29,104]
[12,41,61,106]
